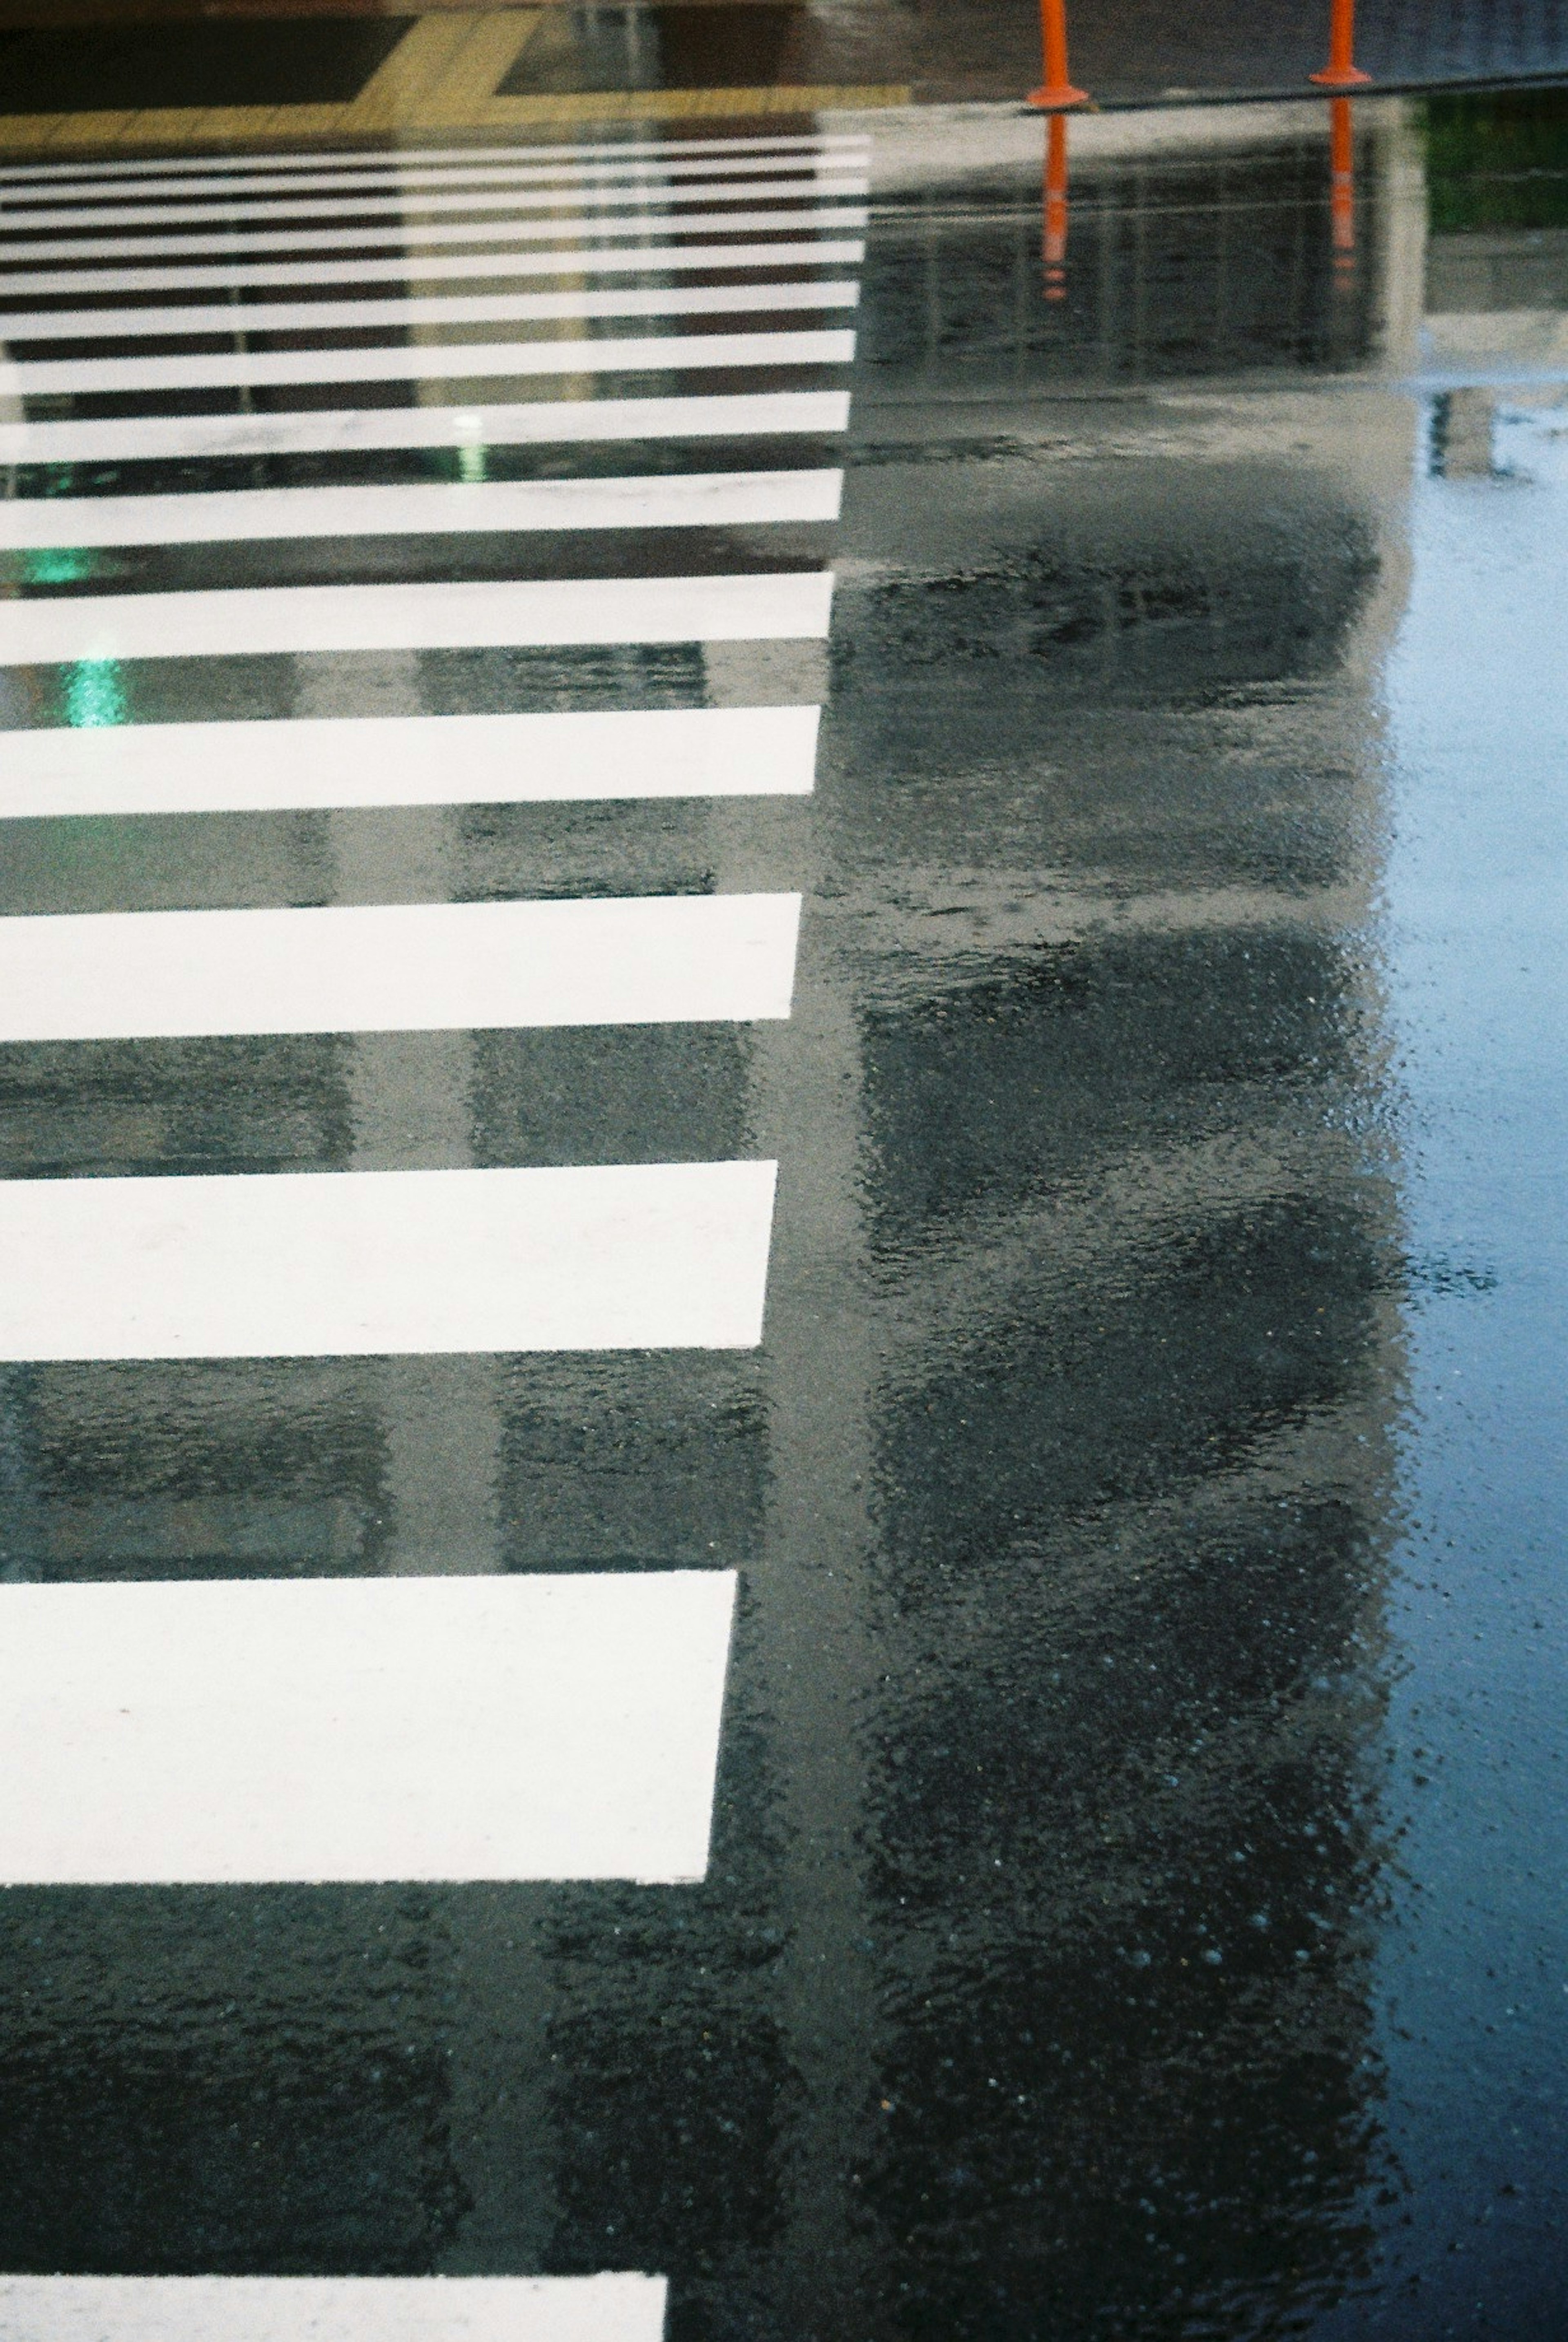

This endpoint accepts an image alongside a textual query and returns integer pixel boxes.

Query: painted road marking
[0,569,834,665]
[6,324,857,394]
[0,1158,778,1359]
[0,2277,669,2342]
[0,704,820,819]
[0,467,843,545]
[0,471,844,548]
[0,278,858,342]
[0,133,868,181]
[0,390,851,466]
[0,203,870,267]
[0,154,864,204]
[0,234,865,297]
[0,894,803,1038]
[0,175,868,236]
[0,1572,736,1883]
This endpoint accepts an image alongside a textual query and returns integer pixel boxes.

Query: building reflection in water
[786,95,1423,2335]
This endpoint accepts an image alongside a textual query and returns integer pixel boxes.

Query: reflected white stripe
[0,174,866,232]
[0,2277,668,2342]
[0,570,833,665]
[0,1572,737,1881]
[0,470,844,548]
[0,201,869,266]
[0,894,803,1039]
[0,233,864,298]
[1,155,863,206]
[0,1158,777,1359]
[0,275,858,341]
[0,389,851,466]
[0,704,820,819]
[10,323,855,392]
[0,133,867,181]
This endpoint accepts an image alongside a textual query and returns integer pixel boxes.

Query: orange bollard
[1311,0,1371,87]
[1028,0,1088,109]
[1043,114,1069,299]
[1329,95,1355,257]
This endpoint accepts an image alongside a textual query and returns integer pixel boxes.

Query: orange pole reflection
[1311,0,1371,87]
[1329,95,1355,264]
[1043,113,1069,300]
[1028,0,1088,109]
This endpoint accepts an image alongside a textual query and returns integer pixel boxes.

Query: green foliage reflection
[1426,88,1568,232]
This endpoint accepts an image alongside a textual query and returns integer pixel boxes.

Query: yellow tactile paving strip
[0,8,909,153]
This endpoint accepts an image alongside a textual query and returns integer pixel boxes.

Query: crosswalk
[0,119,866,2329]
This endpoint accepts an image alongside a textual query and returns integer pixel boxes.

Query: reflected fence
[1028,0,1370,305]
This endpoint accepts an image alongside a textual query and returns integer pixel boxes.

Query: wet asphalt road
[0,88,1565,2342]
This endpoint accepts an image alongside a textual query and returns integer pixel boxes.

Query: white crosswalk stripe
[0,894,803,1038]
[0,161,866,215]
[0,472,844,547]
[0,202,869,265]
[0,131,869,180]
[7,323,856,393]
[0,233,865,294]
[0,1160,779,1357]
[0,149,868,202]
[0,390,851,465]
[0,704,820,818]
[0,2277,670,2341]
[0,174,868,232]
[0,275,858,338]
[0,571,834,665]
[0,1573,736,1881]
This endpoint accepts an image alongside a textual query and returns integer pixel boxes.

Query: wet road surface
[0,85,1565,2342]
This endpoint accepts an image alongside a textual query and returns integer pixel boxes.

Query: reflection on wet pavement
[0,75,1564,2342]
